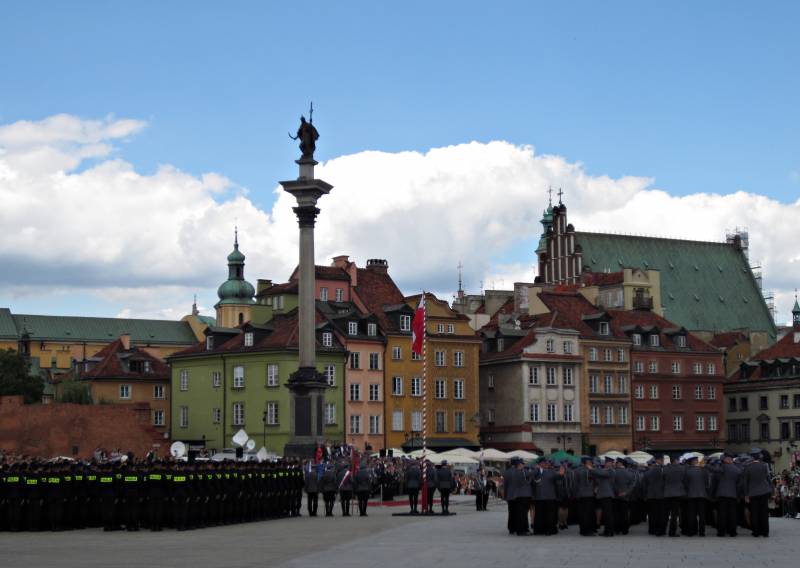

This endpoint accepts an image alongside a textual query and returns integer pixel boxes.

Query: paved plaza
[1,496,797,568]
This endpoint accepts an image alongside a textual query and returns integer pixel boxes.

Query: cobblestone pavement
[1,496,796,568]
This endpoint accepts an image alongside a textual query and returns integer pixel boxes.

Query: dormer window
[367,323,377,337]
[320,287,329,301]
[206,336,214,351]
[447,324,454,334]
[437,323,445,333]
[399,315,411,332]
[347,321,357,335]
[322,332,333,347]
[649,334,660,347]
[244,332,254,347]
[274,296,284,310]
[675,335,686,348]
[497,338,505,351]
[599,322,609,336]
[335,288,344,302]
[632,333,641,346]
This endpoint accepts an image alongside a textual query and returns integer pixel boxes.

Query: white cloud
[1,114,798,324]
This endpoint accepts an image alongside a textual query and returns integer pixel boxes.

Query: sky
[0,1,798,324]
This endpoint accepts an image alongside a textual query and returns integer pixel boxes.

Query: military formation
[0,459,304,532]
[503,448,775,538]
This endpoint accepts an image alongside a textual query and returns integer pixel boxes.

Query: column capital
[293,205,320,228]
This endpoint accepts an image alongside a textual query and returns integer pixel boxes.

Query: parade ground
[0,495,796,568]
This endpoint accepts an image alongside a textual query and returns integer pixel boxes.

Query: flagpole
[421,291,428,513]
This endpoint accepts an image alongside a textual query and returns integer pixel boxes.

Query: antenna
[547,185,553,207]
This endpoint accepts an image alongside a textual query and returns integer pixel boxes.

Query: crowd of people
[502,449,780,538]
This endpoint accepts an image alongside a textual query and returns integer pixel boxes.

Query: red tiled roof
[486,298,515,326]
[581,271,624,286]
[750,329,800,361]
[82,339,170,380]
[479,330,537,361]
[258,281,298,296]
[536,291,623,338]
[607,309,718,353]
[710,331,748,349]
[289,265,350,282]
[352,267,406,331]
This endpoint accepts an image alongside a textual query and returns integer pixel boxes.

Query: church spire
[792,288,800,328]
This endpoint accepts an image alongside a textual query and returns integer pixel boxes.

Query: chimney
[120,334,131,350]
[257,279,273,295]
[332,255,350,269]
[366,258,389,274]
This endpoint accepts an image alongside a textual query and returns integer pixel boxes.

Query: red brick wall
[0,396,166,459]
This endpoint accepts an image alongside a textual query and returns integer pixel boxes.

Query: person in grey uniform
[424,460,438,514]
[709,451,741,536]
[643,455,666,536]
[574,456,597,536]
[684,455,708,536]
[532,459,561,535]
[663,457,687,536]
[743,449,773,537]
[591,457,616,536]
[504,460,518,534]
[320,463,338,517]
[354,461,372,517]
[404,460,422,514]
[304,463,320,517]
[512,459,532,535]
[437,461,454,515]
[336,463,354,517]
[612,458,637,535]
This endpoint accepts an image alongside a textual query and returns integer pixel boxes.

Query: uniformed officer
[424,460,438,514]
[404,459,422,514]
[354,460,373,517]
[574,456,597,536]
[320,462,337,517]
[708,451,741,537]
[336,462,354,517]
[612,458,636,535]
[663,455,687,536]
[532,459,560,535]
[304,461,321,517]
[684,455,708,536]
[743,448,772,537]
[437,461,454,515]
[643,455,666,536]
[591,457,616,537]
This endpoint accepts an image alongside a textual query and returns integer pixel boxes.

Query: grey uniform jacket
[321,469,337,493]
[534,469,559,501]
[643,466,665,500]
[591,467,615,499]
[405,465,421,490]
[573,466,596,499]
[354,468,372,492]
[425,465,438,489]
[438,468,454,491]
[337,469,354,492]
[613,468,636,500]
[684,465,709,499]
[743,461,772,497]
[663,464,687,498]
[503,467,517,501]
[710,463,741,499]
[514,468,533,499]
[304,469,320,493]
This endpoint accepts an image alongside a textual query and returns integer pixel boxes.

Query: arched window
[238,312,244,325]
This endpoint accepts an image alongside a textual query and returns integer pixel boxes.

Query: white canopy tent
[506,450,539,461]
[627,451,653,465]
[477,448,511,462]
[436,450,480,465]
[599,450,626,461]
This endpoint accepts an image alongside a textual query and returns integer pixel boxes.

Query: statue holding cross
[289,102,320,161]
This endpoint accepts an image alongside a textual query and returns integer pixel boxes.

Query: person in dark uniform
[684,455,708,536]
[424,460,438,514]
[708,451,741,537]
[504,459,518,534]
[304,461,320,517]
[471,467,489,511]
[147,462,167,531]
[437,461,454,515]
[743,448,773,537]
[97,463,117,531]
[354,460,373,517]
[612,458,636,535]
[320,463,337,517]
[574,456,597,536]
[44,464,64,531]
[337,462,354,517]
[532,459,560,535]
[405,460,422,514]
[591,457,616,537]
[663,456,687,536]
[121,462,141,531]
[643,455,666,536]
[4,464,23,531]
[171,462,190,531]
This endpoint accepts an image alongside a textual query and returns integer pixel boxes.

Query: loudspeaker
[235,447,244,459]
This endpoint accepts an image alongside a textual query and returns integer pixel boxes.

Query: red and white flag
[412,293,426,355]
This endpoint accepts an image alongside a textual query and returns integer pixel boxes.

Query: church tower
[793,291,800,329]
[214,229,255,328]
[535,190,582,285]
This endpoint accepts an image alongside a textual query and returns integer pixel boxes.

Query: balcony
[633,294,654,310]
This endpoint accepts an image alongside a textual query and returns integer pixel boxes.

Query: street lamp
[262,410,268,452]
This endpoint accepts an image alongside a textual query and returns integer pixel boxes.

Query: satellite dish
[245,439,256,451]
[170,441,186,458]
[232,429,248,447]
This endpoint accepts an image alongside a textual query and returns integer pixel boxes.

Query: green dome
[227,247,245,263]
[217,279,255,305]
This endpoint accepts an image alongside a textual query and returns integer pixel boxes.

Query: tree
[58,377,93,404]
[0,349,42,403]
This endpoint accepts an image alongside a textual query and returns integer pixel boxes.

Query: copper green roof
[0,308,17,339]
[2,311,197,345]
[574,232,775,338]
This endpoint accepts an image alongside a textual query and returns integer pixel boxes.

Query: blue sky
[1,1,798,322]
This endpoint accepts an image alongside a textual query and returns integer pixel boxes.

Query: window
[369,383,380,401]
[392,376,403,395]
[367,323,377,337]
[632,333,642,346]
[760,396,768,410]
[634,384,644,399]
[320,287,328,301]
[650,415,660,431]
[564,403,574,422]
[634,360,644,374]
[693,362,703,375]
[649,385,659,399]
[369,415,380,434]
[400,315,411,331]
[528,367,539,385]
[265,402,278,425]
[267,364,279,387]
[335,288,344,302]
[708,386,716,400]
[435,411,446,433]
[487,374,495,390]
[453,351,464,367]
[435,379,447,399]
[547,367,557,386]
[179,406,189,428]
[648,361,658,374]
[604,375,613,394]
[273,296,284,309]
[707,363,716,375]
[649,334,660,347]
[369,353,380,370]
[794,394,800,409]
[206,336,214,351]
[588,347,598,361]
[546,338,555,353]
[694,385,704,400]
[708,415,718,431]
[350,352,360,369]
[488,408,496,424]
[672,385,682,400]
[599,322,609,335]
[233,366,245,389]
[392,410,404,431]
[760,422,769,441]
[244,332,254,347]
[589,375,599,393]
[233,402,245,426]
[324,365,336,387]
[411,411,422,432]
[617,375,627,393]
[564,367,574,386]
[350,384,361,401]
[411,351,421,361]
[454,379,464,399]
[739,396,749,411]
[211,371,221,388]
[676,335,686,348]
[563,341,573,354]
[696,415,705,431]
[322,332,333,347]
[530,403,540,422]
[780,422,790,440]
[447,324,455,334]
[587,406,598,425]
[604,348,613,362]
[454,411,465,432]
[618,349,625,362]
[636,415,646,431]
[350,415,361,434]
[153,385,164,399]
[392,346,402,360]
[619,406,629,425]
[212,408,221,424]
[153,410,165,426]
[119,384,131,399]
[671,362,680,374]
[411,377,422,396]
[604,406,614,425]
[547,403,557,422]
[435,351,445,366]
[180,369,189,391]
[728,397,737,412]
[325,403,336,425]
[348,321,358,335]
[780,395,789,409]
[672,415,682,431]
